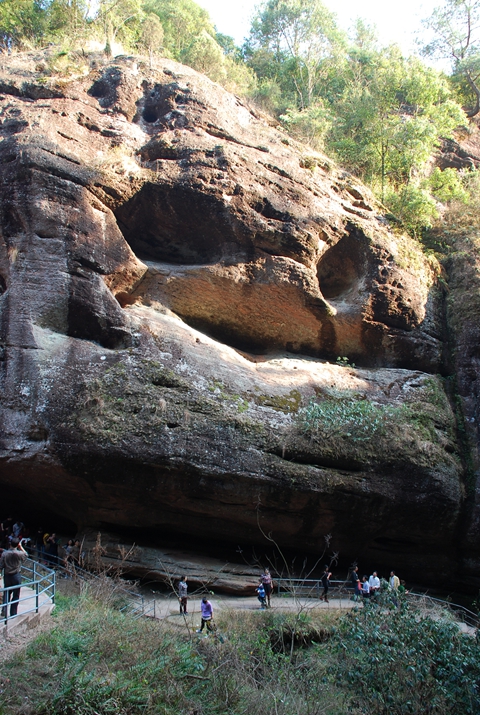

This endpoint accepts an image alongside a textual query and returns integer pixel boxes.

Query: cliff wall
[0,53,477,589]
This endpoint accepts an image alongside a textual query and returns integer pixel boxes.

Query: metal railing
[275,578,352,598]
[1,558,55,627]
[274,577,479,632]
[53,561,155,619]
[406,591,479,631]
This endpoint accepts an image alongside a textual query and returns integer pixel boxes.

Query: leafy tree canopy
[423,0,480,116]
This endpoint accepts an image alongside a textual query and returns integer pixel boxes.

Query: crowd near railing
[3,564,478,633]
[275,577,351,598]
[274,577,479,630]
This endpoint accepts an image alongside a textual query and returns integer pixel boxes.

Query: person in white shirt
[368,571,380,597]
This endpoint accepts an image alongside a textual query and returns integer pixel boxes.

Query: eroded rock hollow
[0,54,478,590]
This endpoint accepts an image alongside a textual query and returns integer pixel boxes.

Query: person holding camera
[0,538,27,618]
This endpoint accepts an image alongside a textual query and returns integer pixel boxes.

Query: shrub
[332,598,480,714]
[298,397,401,443]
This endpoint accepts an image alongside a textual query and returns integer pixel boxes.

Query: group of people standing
[0,517,86,621]
[350,566,407,600]
[0,518,82,571]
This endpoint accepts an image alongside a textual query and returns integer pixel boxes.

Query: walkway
[140,592,478,637]
[144,593,360,622]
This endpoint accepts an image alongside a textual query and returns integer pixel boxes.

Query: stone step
[1,584,55,637]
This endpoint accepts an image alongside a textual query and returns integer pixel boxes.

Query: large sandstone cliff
[0,52,477,589]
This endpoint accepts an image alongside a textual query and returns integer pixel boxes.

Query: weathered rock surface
[444,234,480,584]
[0,52,476,590]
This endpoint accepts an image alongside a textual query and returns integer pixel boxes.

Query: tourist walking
[261,567,273,608]
[321,565,332,603]
[178,576,188,615]
[197,596,214,633]
[0,538,27,618]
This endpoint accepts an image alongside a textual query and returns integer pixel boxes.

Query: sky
[195,0,441,56]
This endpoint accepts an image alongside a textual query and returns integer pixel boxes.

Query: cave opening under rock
[317,230,368,302]
[115,183,250,264]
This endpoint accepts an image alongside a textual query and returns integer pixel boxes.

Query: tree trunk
[465,70,480,118]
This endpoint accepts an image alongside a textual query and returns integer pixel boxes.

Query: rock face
[0,53,476,590]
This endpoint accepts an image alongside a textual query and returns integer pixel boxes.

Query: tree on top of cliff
[0,0,49,49]
[144,0,215,61]
[138,12,164,68]
[244,0,347,111]
[329,45,465,198]
[96,0,142,55]
[422,0,480,117]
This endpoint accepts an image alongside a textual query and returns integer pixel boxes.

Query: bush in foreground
[0,585,479,714]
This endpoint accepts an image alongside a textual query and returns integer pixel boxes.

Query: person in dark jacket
[351,566,361,600]
[321,565,332,603]
[0,538,27,618]
[178,576,188,615]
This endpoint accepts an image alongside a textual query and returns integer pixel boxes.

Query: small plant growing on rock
[336,355,355,368]
[298,397,396,443]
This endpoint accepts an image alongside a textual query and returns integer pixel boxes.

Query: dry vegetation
[0,579,479,715]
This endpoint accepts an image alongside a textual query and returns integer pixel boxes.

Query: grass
[1,580,479,715]
[295,382,458,471]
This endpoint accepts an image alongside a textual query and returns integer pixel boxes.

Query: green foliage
[428,166,470,203]
[330,49,465,196]
[47,0,90,44]
[144,0,215,61]
[2,590,478,715]
[0,0,49,49]
[142,0,255,91]
[334,599,480,713]
[96,0,143,54]
[182,29,227,78]
[0,593,343,715]
[298,397,401,442]
[385,184,439,238]
[245,2,468,238]
[439,169,480,235]
[422,0,480,117]
[138,12,164,65]
[245,0,347,109]
[280,99,331,149]
[389,168,471,238]
[335,356,355,368]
